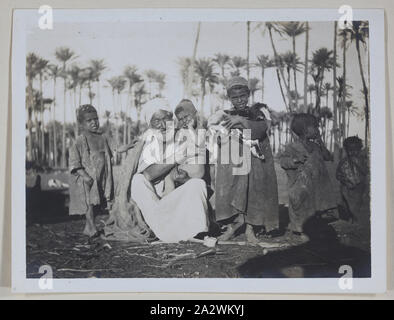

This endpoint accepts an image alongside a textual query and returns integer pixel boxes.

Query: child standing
[69,105,114,236]
[336,136,369,225]
[280,113,337,237]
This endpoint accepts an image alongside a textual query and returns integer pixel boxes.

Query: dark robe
[214,108,279,231]
[280,140,337,232]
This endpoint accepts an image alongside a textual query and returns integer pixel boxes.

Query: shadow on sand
[238,213,371,278]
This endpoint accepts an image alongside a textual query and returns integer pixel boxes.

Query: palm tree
[279,22,308,108]
[213,53,231,80]
[324,82,334,109]
[124,65,143,119]
[26,53,39,161]
[68,64,81,136]
[345,100,357,137]
[47,64,60,167]
[350,21,370,144]
[194,58,219,117]
[246,21,251,80]
[319,106,333,145]
[336,76,353,143]
[55,47,75,167]
[89,59,106,114]
[307,84,315,105]
[154,72,166,97]
[144,69,157,99]
[134,83,148,123]
[254,55,273,101]
[187,22,201,99]
[304,22,310,109]
[248,78,260,104]
[263,22,292,111]
[115,77,127,144]
[230,56,247,77]
[338,26,351,148]
[124,66,142,143]
[34,58,49,163]
[333,21,340,158]
[310,48,335,113]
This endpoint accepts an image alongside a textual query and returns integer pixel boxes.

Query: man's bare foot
[83,222,98,237]
[245,224,259,244]
[218,221,244,241]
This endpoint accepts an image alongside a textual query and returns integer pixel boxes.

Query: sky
[26,18,369,138]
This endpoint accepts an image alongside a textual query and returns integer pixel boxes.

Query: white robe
[130,136,209,243]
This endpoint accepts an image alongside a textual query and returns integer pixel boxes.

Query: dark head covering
[343,136,363,151]
[175,99,197,116]
[290,113,318,137]
[226,76,250,94]
[77,104,98,123]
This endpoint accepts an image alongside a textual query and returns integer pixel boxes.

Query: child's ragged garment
[336,153,369,224]
[68,134,114,215]
[280,140,337,233]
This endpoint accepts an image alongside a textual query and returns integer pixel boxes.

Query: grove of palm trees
[26,21,370,168]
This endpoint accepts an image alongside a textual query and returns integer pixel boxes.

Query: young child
[69,105,114,237]
[280,113,337,237]
[207,103,271,161]
[336,136,369,224]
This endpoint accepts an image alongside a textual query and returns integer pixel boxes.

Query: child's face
[176,110,197,129]
[346,144,362,158]
[305,124,320,140]
[82,112,100,133]
[228,87,250,110]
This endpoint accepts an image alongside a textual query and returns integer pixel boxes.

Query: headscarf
[175,99,197,116]
[142,98,173,124]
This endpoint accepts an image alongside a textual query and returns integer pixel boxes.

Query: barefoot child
[280,113,336,237]
[69,105,114,236]
[336,136,369,225]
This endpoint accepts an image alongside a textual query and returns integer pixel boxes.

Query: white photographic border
[11,8,386,294]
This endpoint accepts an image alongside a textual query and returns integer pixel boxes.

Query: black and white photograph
[11,8,386,293]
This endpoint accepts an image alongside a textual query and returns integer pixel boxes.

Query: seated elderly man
[129,98,209,243]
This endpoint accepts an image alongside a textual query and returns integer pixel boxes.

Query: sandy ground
[26,162,371,279]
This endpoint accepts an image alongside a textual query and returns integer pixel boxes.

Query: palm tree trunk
[276,69,289,111]
[52,78,58,167]
[292,36,299,109]
[27,78,34,161]
[261,68,265,101]
[200,80,206,117]
[333,22,339,160]
[39,73,45,164]
[347,109,350,137]
[96,80,101,115]
[246,21,251,81]
[304,22,309,109]
[62,62,67,168]
[341,35,347,146]
[74,88,79,137]
[356,39,369,145]
[268,25,292,112]
[188,22,201,99]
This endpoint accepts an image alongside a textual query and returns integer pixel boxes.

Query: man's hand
[173,167,190,185]
[222,114,246,130]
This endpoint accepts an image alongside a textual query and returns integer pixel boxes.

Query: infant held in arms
[162,128,206,196]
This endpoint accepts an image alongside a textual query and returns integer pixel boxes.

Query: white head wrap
[142,98,173,124]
